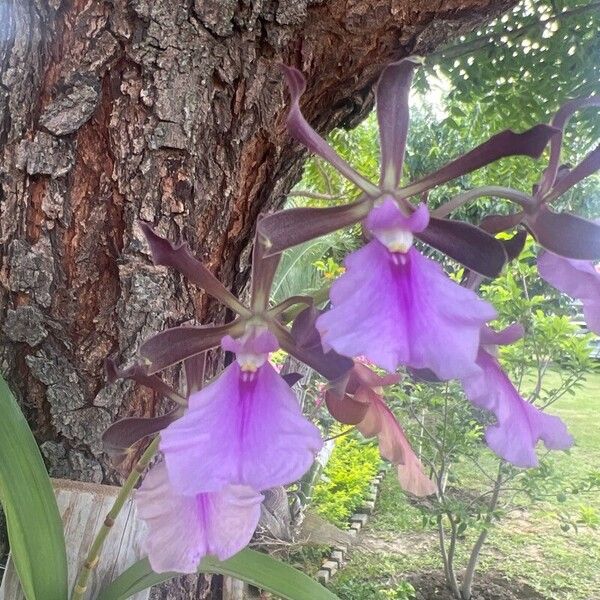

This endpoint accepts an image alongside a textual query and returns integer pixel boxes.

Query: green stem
[71,437,159,600]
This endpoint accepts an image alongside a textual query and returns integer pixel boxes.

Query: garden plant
[0,2,599,600]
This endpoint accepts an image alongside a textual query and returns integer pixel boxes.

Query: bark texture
[1,0,513,597]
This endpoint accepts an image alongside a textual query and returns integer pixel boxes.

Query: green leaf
[0,375,68,600]
[97,549,339,600]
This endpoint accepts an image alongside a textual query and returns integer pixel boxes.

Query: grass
[327,371,600,600]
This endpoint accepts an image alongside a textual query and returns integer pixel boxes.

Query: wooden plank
[0,478,149,600]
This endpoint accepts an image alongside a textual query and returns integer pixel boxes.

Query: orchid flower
[435,98,600,333]
[461,324,573,467]
[326,361,436,497]
[256,59,557,378]
[160,328,323,495]
[136,462,263,573]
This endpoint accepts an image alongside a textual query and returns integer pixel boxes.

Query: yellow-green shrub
[313,433,381,527]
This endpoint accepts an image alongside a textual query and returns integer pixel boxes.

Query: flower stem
[71,437,159,600]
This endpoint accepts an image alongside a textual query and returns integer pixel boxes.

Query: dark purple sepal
[282,65,379,196]
[479,212,525,234]
[538,97,600,198]
[139,222,250,316]
[267,295,314,318]
[281,372,304,388]
[105,357,185,405]
[526,207,600,260]
[184,353,206,396]
[545,144,600,203]
[273,309,353,384]
[417,217,507,277]
[139,321,245,375]
[501,228,528,261]
[400,125,559,197]
[376,57,421,189]
[251,221,282,312]
[258,199,371,256]
[102,410,180,464]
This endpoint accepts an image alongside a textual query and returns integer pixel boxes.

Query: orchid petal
[366,198,429,235]
[400,125,558,197]
[480,323,525,347]
[221,328,279,355]
[282,66,379,196]
[140,321,245,375]
[462,351,573,467]
[538,251,600,334]
[526,206,600,260]
[317,242,496,379]
[136,462,262,573]
[416,217,507,278]
[139,223,250,316]
[160,361,322,494]
[376,57,421,189]
[357,394,435,497]
[258,199,371,256]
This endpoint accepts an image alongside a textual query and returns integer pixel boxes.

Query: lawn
[327,371,600,600]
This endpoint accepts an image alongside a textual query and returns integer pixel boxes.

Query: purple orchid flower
[256,59,557,378]
[538,251,600,335]
[317,198,497,378]
[462,324,573,467]
[136,461,263,573]
[160,328,323,496]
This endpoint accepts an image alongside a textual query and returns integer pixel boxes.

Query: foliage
[312,433,381,527]
[97,549,339,600]
[0,375,68,600]
[430,0,600,143]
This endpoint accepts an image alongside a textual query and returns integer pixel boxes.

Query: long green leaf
[97,549,339,600]
[0,375,68,600]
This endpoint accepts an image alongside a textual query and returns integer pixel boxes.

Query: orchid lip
[237,352,268,373]
[376,228,414,253]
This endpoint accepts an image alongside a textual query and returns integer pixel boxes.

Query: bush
[312,432,381,527]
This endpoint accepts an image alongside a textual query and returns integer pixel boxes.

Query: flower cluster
[104,58,599,574]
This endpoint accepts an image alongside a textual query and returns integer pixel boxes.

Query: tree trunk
[0,0,513,596]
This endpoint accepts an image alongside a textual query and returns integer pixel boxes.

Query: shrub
[313,432,381,527]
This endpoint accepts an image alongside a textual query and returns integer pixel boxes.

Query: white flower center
[236,352,267,373]
[377,228,414,253]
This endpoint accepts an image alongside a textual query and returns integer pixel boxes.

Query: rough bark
[1,0,514,597]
